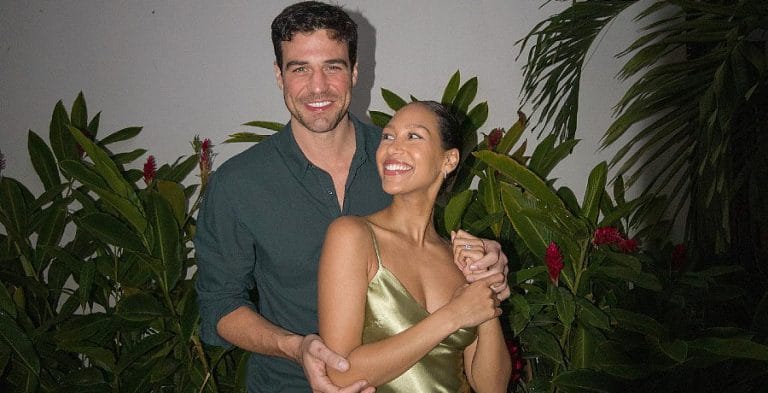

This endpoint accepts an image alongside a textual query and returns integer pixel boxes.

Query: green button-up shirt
[194,115,391,392]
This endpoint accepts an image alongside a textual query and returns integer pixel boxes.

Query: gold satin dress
[363,223,478,392]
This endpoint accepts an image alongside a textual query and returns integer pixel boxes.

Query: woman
[318,101,511,392]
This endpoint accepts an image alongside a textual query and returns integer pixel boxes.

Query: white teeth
[307,101,331,108]
[384,163,412,171]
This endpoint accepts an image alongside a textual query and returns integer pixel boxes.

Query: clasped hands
[303,231,509,392]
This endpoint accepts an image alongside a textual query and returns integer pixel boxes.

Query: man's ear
[443,148,460,175]
[274,62,284,90]
[351,62,358,87]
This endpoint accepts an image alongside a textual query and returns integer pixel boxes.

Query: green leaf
[556,287,576,328]
[68,126,139,203]
[99,126,142,146]
[440,70,461,105]
[511,266,547,284]
[582,162,607,225]
[146,191,182,294]
[381,88,407,111]
[465,102,488,132]
[242,120,284,131]
[0,177,32,240]
[115,292,168,322]
[521,326,564,365]
[27,130,61,191]
[35,205,67,267]
[70,92,88,130]
[115,332,173,373]
[597,265,662,291]
[452,77,478,114]
[500,183,549,260]
[611,308,665,338]
[223,132,271,144]
[78,260,96,307]
[49,100,78,162]
[55,314,114,344]
[163,154,200,183]
[57,344,115,372]
[552,369,623,392]
[0,283,16,318]
[59,160,109,189]
[75,213,146,252]
[156,180,187,226]
[0,313,40,377]
[576,297,610,330]
[658,339,688,363]
[443,189,473,232]
[368,111,392,128]
[688,337,768,361]
[178,286,199,344]
[111,148,147,165]
[477,150,578,232]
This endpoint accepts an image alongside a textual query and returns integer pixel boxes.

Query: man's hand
[451,230,511,301]
[299,334,376,393]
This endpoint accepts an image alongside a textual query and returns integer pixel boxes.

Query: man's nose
[309,70,328,93]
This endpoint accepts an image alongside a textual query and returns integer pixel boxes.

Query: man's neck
[292,115,357,170]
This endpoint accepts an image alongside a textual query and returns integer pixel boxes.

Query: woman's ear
[443,148,460,175]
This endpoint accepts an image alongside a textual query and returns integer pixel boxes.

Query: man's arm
[451,230,511,301]
[194,173,373,393]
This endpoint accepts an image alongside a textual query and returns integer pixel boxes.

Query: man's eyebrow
[284,59,350,69]
[284,60,308,69]
[324,58,349,67]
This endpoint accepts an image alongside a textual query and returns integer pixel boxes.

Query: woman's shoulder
[326,216,372,242]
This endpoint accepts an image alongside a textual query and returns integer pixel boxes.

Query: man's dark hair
[271,1,358,69]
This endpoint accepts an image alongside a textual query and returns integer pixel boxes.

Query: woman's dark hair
[271,1,358,69]
[415,100,461,153]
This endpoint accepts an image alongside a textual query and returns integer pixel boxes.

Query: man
[194,2,510,392]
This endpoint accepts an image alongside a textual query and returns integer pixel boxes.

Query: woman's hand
[442,273,504,329]
[451,230,511,301]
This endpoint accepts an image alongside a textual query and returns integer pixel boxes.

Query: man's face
[275,29,358,134]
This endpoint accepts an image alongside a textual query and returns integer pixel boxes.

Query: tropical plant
[517,0,768,273]
[0,93,245,392]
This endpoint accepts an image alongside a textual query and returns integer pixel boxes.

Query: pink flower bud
[487,128,504,151]
[593,227,623,246]
[143,155,157,185]
[618,238,639,254]
[546,241,564,286]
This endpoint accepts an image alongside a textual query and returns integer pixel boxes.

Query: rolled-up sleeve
[194,171,257,347]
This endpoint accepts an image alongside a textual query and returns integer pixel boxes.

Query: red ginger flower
[505,339,525,383]
[618,238,639,254]
[671,244,686,271]
[195,137,215,187]
[487,128,504,151]
[593,227,623,246]
[546,241,564,286]
[143,155,157,185]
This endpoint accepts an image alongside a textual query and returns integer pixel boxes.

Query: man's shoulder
[214,134,282,179]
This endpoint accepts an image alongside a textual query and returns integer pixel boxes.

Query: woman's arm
[318,218,504,387]
[463,318,511,393]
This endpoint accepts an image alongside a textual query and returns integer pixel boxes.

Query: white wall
[0,1,656,211]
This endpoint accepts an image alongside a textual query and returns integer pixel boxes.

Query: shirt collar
[275,113,373,179]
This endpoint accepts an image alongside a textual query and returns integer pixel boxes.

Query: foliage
[0,94,244,392]
[517,0,768,265]
[376,72,768,392]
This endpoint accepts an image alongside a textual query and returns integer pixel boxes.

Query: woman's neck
[378,191,441,246]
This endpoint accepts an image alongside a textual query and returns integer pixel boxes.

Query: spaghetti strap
[363,220,383,269]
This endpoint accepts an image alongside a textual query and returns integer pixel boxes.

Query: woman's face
[376,103,458,196]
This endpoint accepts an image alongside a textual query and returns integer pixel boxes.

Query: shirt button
[328,191,333,195]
